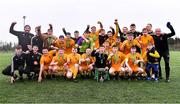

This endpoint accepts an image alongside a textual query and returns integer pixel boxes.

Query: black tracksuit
[9,23,34,51]
[91,50,108,68]
[152,22,175,80]
[25,51,41,78]
[2,53,26,78]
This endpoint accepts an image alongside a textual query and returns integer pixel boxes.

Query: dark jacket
[31,35,44,53]
[12,53,26,69]
[91,50,108,68]
[152,23,175,55]
[11,53,26,73]
[9,23,34,51]
[26,51,41,68]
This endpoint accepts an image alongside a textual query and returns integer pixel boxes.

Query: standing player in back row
[9,22,34,52]
[121,33,141,55]
[136,28,154,55]
[84,21,103,49]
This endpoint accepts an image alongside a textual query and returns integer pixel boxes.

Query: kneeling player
[66,48,81,82]
[108,45,126,79]
[91,46,109,82]
[25,45,42,80]
[2,45,26,83]
[38,48,56,82]
[49,48,68,77]
[79,48,94,78]
[123,46,144,79]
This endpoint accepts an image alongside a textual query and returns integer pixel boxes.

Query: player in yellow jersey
[103,41,112,55]
[38,48,56,82]
[106,19,119,46]
[66,48,81,82]
[51,35,66,50]
[62,28,75,54]
[121,33,141,55]
[122,46,144,80]
[49,48,68,77]
[136,28,154,55]
[108,45,126,79]
[79,48,95,78]
[84,21,103,49]
[111,36,122,51]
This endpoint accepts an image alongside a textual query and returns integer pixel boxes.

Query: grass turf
[0,51,180,103]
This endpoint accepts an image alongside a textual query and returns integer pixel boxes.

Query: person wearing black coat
[2,45,26,83]
[9,22,34,51]
[152,22,175,82]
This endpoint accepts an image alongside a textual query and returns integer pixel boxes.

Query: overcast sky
[0,0,179,43]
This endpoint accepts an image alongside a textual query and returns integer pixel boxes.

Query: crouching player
[25,45,41,80]
[123,46,144,80]
[91,46,109,82]
[66,48,81,82]
[48,48,68,78]
[38,47,56,82]
[79,48,94,78]
[143,43,160,82]
[2,45,26,83]
[108,45,126,80]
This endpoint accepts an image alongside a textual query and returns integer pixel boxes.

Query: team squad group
[2,19,175,83]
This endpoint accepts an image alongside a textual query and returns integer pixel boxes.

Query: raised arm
[165,22,175,38]
[114,19,124,41]
[109,26,115,36]
[62,28,67,35]
[9,22,22,36]
[114,19,119,38]
[49,24,53,31]
[97,21,103,29]
[96,21,103,35]
[84,25,90,34]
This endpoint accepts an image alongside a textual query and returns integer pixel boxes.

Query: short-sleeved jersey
[137,34,154,55]
[80,53,95,66]
[68,53,81,67]
[108,52,126,69]
[121,39,141,55]
[40,50,56,66]
[64,38,75,54]
[52,54,68,66]
[125,53,142,68]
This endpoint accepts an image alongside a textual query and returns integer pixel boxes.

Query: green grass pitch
[0,51,180,103]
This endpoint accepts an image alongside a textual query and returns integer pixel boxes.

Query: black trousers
[24,66,40,78]
[2,65,24,77]
[158,51,170,79]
